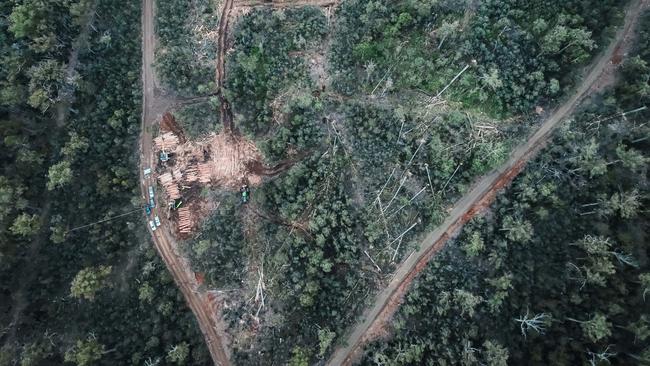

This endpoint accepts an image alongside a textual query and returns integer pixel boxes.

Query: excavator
[240,185,250,204]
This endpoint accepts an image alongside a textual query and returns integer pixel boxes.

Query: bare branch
[515,309,551,338]
[611,250,639,268]
[364,250,382,272]
[431,64,471,102]
[586,345,617,366]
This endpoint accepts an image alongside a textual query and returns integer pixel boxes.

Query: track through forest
[139,0,232,365]
[217,0,235,132]
[328,0,649,364]
[234,0,338,8]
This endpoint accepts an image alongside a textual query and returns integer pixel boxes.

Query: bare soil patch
[160,112,187,143]
[153,113,302,235]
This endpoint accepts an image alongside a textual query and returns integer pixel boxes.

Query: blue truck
[148,186,155,208]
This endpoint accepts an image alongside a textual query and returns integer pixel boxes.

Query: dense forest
[360,12,650,366]
[0,0,208,364]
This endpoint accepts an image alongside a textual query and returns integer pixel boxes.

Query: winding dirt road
[139,0,231,365]
[328,1,648,364]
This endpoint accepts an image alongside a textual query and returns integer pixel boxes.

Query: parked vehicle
[149,220,157,231]
[154,216,161,227]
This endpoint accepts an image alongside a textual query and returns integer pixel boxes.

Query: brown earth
[328,1,649,365]
[160,112,187,143]
[140,0,319,362]
[154,122,303,234]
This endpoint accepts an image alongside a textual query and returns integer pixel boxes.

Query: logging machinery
[241,185,250,203]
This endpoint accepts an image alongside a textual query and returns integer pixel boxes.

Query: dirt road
[328,1,648,364]
[139,0,230,365]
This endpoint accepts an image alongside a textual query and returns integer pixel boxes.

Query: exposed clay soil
[155,103,309,237]
[160,112,187,143]
[155,128,266,234]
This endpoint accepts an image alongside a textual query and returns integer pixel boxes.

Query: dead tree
[515,309,551,338]
[586,345,617,366]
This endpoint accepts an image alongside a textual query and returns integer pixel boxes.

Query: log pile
[177,206,192,234]
[158,172,181,200]
[154,132,180,151]
[197,163,213,183]
[158,131,263,191]
[154,126,267,234]
[184,166,199,183]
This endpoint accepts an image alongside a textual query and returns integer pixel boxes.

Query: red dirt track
[328,1,649,364]
[140,0,232,364]
[141,0,345,365]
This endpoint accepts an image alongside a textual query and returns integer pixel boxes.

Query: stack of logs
[177,206,192,234]
[158,171,182,200]
[153,132,180,151]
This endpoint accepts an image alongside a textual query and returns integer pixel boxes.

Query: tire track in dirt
[217,0,235,133]
[235,0,339,8]
[140,0,231,365]
[328,1,649,364]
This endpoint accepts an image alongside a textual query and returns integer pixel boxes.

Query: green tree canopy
[47,161,73,191]
[70,265,112,301]
[64,338,105,366]
[10,213,41,237]
[166,342,189,365]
